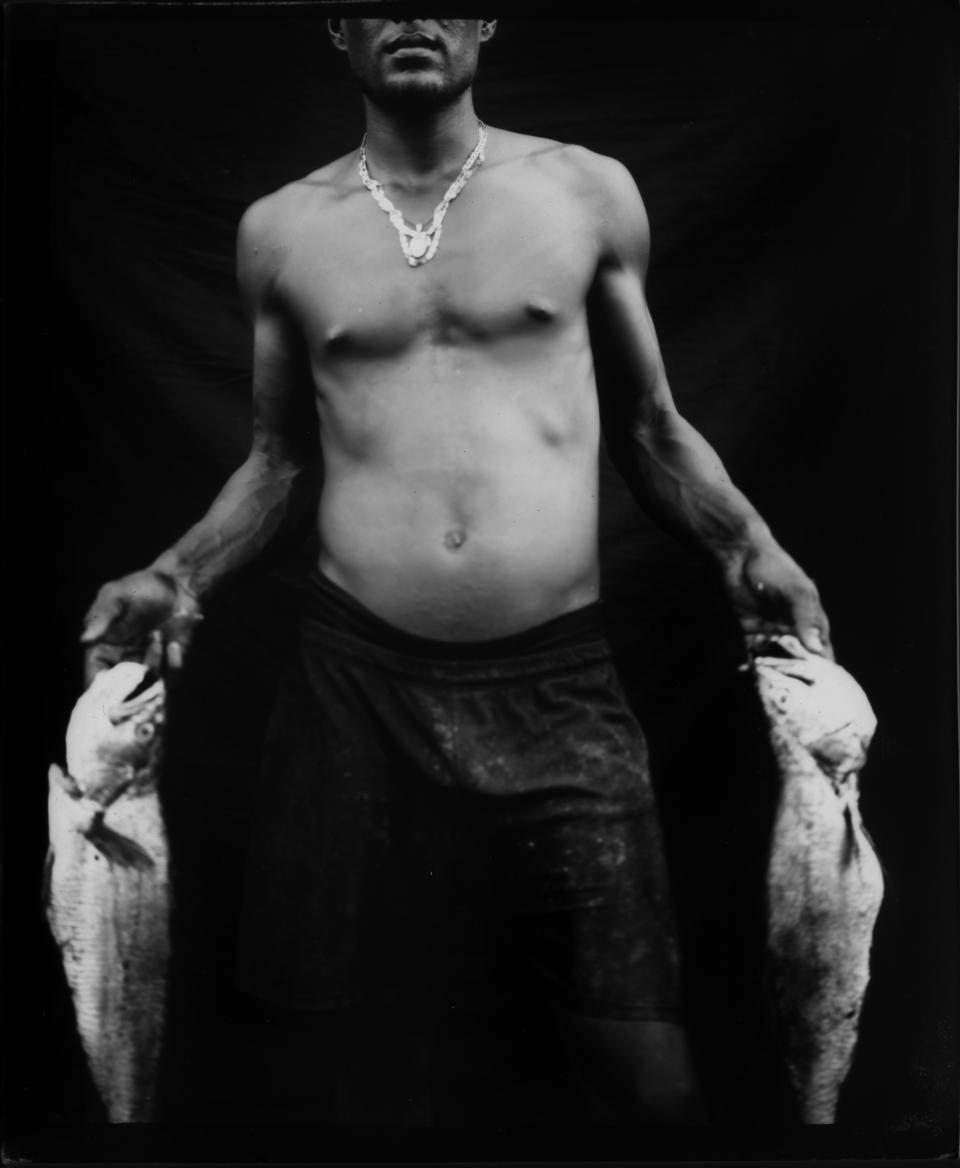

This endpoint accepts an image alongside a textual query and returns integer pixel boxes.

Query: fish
[45,660,170,1123]
[749,633,884,1124]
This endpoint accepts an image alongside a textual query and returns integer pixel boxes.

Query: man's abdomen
[315,395,601,641]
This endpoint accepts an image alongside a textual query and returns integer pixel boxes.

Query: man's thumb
[802,626,825,654]
[795,599,833,660]
[80,598,122,644]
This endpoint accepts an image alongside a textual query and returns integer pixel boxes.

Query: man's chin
[364,73,468,114]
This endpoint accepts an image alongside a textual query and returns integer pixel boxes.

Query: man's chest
[279,174,600,358]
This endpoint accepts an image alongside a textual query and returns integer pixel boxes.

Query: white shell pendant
[409,230,429,260]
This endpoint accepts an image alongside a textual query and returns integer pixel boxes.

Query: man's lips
[385,35,440,54]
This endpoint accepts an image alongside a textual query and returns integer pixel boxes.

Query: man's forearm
[609,405,831,654]
[610,407,777,570]
[149,451,317,601]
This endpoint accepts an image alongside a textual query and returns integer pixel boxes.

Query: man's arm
[584,154,831,657]
[81,195,321,679]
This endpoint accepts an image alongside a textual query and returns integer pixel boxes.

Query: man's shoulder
[490,130,650,264]
[488,128,643,210]
[236,154,356,304]
[238,153,356,247]
[551,142,644,214]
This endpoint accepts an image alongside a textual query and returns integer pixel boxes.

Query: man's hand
[723,541,833,660]
[80,569,203,687]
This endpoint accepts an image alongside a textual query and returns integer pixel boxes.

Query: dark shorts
[236,571,682,1023]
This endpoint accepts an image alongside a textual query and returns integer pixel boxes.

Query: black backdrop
[5,3,958,1162]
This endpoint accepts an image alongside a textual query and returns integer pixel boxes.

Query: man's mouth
[385,34,440,54]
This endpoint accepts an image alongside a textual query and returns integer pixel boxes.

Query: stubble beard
[358,69,473,119]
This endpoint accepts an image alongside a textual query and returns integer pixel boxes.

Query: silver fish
[750,634,883,1123]
[46,660,170,1123]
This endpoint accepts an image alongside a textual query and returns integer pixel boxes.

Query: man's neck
[360,95,481,190]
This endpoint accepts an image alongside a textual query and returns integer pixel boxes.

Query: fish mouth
[124,668,161,702]
[108,669,164,725]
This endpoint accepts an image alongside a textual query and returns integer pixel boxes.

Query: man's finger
[84,641,125,688]
[144,629,165,674]
[160,609,203,673]
[807,627,836,662]
[747,575,775,610]
[804,626,824,652]
[80,597,124,644]
[795,607,834,661]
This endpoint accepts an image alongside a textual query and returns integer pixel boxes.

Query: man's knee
[558,1013,706,1126]
[619,1073,704,1126]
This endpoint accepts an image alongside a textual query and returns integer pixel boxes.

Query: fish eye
[135,722,156,742]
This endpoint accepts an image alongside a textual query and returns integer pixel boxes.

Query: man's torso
[259,129,611,639]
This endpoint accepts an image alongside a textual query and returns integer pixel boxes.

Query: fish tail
[859,821,890,887]
[49,762,81,797]
[839,794,889,888]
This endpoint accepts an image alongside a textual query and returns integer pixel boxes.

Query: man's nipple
[324,325,349,351]
[526,298,556,324]
[443,528,467,551]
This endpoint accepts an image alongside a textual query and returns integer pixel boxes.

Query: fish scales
[46,661,171,1123]
[751,634,884,1124]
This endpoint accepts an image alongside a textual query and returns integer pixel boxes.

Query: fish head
[751,634,877,778]
[64,661,166,803]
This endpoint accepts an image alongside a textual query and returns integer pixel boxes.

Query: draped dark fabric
[6,4,958,1158]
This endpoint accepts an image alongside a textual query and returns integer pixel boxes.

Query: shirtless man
[81,18,832,1126]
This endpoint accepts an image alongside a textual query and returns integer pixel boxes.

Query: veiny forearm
[610,407,775,569]
[149,451,317,600]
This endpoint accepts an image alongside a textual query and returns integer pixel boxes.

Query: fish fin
[838,803,890,888]
[749,632,810,661]
[84,819,155,871]
[41,846,54,909]
[840,805,858,868]
[857,820,890,887]
[756,658,818,685]
[49,762,82,798]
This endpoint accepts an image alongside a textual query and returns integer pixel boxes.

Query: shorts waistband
[301,567,609,669]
